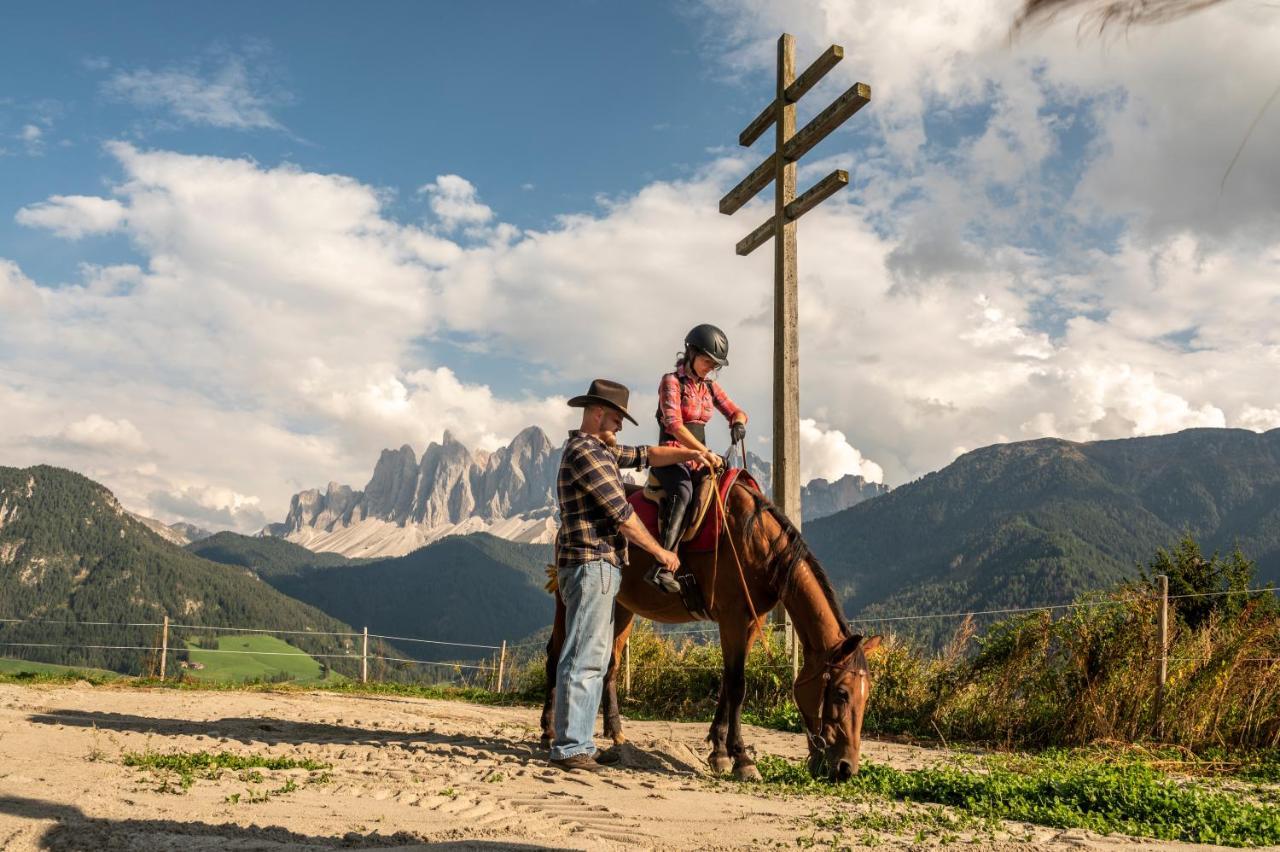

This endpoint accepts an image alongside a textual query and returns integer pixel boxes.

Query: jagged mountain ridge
[270,427,889,557]
[743,451,890,522]
[268,426,561,557]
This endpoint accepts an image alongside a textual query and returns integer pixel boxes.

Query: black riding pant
[652,463,700,507]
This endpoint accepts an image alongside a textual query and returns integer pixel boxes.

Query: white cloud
[419,174,495,231]
[48,414,148,454]
[102,53,285,130]
[1239,405,1280,432]
[4,95,1278,533]
[0,259,42,313]
[15,195,127,238]
[148,484,268,531]
[19,124,43,156]
[800,419,884,484]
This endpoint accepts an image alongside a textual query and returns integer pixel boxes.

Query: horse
[539,475,882,782]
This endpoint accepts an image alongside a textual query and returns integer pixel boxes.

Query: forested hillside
[806,428,1280,638]
[0,465,364,675]
[264,534,553,660]
[187,532,364,578]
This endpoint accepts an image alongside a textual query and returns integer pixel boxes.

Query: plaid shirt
[556,431,649,569]
[658,362,743,433]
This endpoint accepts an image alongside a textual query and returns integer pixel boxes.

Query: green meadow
[182,635,343,685]
[0,657,120,679]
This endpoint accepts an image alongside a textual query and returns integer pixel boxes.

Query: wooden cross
[720,33,871,531]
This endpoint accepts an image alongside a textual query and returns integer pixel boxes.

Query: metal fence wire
[1,580,1276,695]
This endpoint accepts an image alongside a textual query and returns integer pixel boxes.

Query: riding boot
[646,490,690,594]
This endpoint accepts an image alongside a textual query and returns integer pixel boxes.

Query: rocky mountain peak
[270,425,886,557]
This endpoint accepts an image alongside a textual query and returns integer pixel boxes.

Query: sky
[2,0,1278,533]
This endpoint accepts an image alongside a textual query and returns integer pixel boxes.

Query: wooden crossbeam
[735,169,849,256]
[786,45,845,108]
[786,168,848,220]
[783,82,870,163]
[738,45,845,148]
[719,153,775,215]
[720,82,870,216]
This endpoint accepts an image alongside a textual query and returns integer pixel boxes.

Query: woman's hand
[730,421,746,444]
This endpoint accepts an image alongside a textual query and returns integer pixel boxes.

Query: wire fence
[1,581,1276,693]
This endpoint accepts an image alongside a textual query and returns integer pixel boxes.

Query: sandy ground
[0,683,1253,851]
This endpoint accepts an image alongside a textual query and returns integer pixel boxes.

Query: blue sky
[2,0,1278,531]
[3,2,766,283]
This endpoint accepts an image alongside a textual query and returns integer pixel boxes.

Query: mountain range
[7,427,1280,672]
[269,426,887,557]
[805,427,1280,642]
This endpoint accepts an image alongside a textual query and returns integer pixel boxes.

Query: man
[550,378,716,773]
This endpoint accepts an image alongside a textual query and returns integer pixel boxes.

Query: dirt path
[0,683,1242,850]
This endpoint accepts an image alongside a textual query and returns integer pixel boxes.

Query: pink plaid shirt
[657,362,743,434]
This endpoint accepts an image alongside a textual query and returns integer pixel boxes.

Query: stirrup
[645,564,681,594]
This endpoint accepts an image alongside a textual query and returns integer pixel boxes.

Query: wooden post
[496,640,507,693]
[624,638,632,697]
[1155,574,1168,738]
[159,615,169,681]
[720,34,871,658]
[774,34,800,655]
[361,626,368,685]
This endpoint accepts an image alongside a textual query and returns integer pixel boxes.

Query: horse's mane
[740,483,851,639]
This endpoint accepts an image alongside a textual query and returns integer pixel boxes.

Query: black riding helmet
[685,323,729,368]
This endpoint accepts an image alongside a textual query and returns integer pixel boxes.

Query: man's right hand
[656,548,680,573]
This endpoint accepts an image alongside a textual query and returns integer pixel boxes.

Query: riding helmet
[685,323,730,367]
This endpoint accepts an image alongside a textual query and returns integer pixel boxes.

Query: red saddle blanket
[627,468,763,553]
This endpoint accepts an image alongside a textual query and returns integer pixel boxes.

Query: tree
[1140,533,1270,630]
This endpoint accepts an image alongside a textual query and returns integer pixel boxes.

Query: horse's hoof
[733,761,762,783]
[538,734,551,750]
[709,754,733,775]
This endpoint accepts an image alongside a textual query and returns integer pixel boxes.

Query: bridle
[795,646,870,752]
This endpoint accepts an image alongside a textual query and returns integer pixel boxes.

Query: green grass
[182,635,339,684]
[756,753,1280,847]
[0,657,119,681]
[123,749,332,794]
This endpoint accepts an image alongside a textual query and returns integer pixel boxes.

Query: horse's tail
[543,563,558,594]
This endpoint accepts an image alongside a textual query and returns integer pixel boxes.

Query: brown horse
[539,478,881,782]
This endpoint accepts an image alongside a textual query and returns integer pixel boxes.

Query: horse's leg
[706,630,740,775]
[601,605,635,746]
[538,588,567,749]
[723,626,761,782]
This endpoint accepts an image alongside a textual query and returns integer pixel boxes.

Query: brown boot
[549,753,608,773]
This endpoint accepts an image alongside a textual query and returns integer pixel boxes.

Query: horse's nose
[834,759,855,781]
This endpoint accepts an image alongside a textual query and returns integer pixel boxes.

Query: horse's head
[794,634,882,782]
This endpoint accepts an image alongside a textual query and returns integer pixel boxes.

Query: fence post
[361,626,368,685]
[496,640,507,693]
[624,638,632,697]
[159,615,169,681]
[1155,574,1168,739]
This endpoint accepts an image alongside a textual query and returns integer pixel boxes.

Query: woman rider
[646,323,749,593]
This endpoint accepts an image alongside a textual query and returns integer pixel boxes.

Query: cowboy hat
[567,378,638,425]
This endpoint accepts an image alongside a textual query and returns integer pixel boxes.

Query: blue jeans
[550,558,621,761]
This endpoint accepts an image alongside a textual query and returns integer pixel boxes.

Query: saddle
[626,468,759,554]
[641,469,718,544]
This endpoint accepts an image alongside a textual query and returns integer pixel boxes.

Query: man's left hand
[730,422,746,444]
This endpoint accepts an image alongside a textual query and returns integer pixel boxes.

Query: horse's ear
[862,635,883,656]
[835,634,863,662]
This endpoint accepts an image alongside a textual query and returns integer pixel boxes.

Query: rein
[708,463,774,663]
